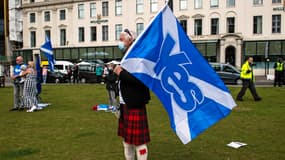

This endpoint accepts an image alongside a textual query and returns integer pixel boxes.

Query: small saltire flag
[121,5,236,144]
[40,36,55,72]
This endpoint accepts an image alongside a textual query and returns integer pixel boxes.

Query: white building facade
[18,0,285,75]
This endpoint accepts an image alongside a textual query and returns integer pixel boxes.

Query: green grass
[0,84,285,160]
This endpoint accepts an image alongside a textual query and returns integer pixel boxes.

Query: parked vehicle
[84,59,105,67]
[46,71,69,83]
[77,61,98,83]
[0,64,5,87]
[54,61,74,74]
[210,62,241,85]
[0,76,4,87]
[106,60,120,65]
[41,60,74,75]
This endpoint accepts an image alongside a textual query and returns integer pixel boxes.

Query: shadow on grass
[0,148,39,159]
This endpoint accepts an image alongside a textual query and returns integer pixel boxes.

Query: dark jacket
[119,69,150,109]
[106,70,118,93]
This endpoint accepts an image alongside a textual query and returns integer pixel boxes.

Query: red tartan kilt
[118,104,150,145]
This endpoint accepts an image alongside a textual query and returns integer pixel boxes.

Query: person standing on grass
[96,64,103,84]
[10,56,27,111]
[73,65,79,84]
[42,66,48,84]
[273,58,284,87]
[114,29,151,160]
[236,57,262,101]
[22,61,40,112]
[105,63,118,107]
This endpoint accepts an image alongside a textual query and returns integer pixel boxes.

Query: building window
[253,0,263,5]
[150,0,158,13]
[79,27,85,42]
[253,16,262,34]
[194,42,218,62]
[115,0,122,16]
[78,4,84,19]
[45,30,51,39]
[227,17,235,33]
[226,0,235,7]
[59,10,66,20]
[30,31,36,47]
[115,24,122,40]
[243,41,285,69]
[211,18,219,35]
[194,0,202,9]
[44,11,50,22]
[272,0,281,3]
[210,0,219,8]
[227,0,236,7]
[272,15,281,33]
[90,3,96,18]
[30,0,35,3]
[102,25,108,41]
[179,0,187,10]
[180,20,187,33]
[102,1,109,16]
[136,0,144,14]
[90,26,97,41]
[194,19,202,35]
[30,13,36,23]
[60,29,66,46]
[136,23,144,36]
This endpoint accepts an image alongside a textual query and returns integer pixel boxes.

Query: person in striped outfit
[22,61,39,112]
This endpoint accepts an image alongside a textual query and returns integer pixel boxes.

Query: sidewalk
[255,75,274,85]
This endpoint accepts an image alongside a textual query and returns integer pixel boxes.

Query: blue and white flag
[40,37,55,72]
[121,5,236,144]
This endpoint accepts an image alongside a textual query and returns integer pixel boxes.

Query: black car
[78,64,98,83]
[210,63,241,85]
[46,71,69,83]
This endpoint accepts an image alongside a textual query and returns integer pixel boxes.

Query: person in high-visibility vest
[273,58,284,87]
[236,57,262,101]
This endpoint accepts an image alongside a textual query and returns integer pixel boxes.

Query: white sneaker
[26,105,37,112]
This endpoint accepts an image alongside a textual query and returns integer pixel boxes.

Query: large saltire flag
[120,5,236,144]
[40,36,55,72]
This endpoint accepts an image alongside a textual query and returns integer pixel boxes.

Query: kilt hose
[118,104,150,146]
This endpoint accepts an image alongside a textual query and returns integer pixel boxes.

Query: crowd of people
[66,64,106,84]
[6,30,285,160]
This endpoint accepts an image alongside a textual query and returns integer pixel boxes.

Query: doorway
[225,46,236,66]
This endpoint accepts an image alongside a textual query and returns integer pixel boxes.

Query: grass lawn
[0,84,285,160]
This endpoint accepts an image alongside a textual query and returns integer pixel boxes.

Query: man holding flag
[118,3,236,152]
[114,29,151,160]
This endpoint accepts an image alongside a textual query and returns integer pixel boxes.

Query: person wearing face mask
[114,29,151,160]
[236,56,262,101]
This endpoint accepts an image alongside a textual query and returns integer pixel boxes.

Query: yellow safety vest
[276,62,284,71]
[240,61,253,80]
